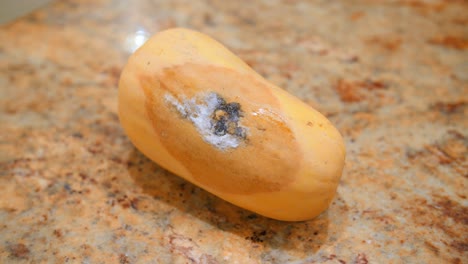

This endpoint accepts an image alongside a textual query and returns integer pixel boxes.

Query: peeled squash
[118,28,346,221]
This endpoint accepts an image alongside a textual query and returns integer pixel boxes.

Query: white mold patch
[164,92,248,150]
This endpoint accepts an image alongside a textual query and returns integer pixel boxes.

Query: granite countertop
[1,0,467,263]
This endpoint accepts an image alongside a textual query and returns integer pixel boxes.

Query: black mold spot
[213,119,228,136]
[211,94,246,139]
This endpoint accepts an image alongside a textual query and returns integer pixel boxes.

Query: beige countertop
[0,0,467,263]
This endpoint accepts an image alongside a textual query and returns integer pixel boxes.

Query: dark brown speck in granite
[0,0,467,263]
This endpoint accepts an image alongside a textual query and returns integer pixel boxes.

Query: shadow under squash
[126,148,341,257]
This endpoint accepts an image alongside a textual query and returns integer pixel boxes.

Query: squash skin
[118,28,345,221]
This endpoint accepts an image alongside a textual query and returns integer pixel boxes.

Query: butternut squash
[118,28,345,221]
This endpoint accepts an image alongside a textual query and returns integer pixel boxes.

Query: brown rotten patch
[139,64,300,194]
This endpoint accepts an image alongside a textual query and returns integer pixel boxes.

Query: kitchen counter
[0,0,466,263]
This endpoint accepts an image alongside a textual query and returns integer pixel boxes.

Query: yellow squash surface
[118,28,345,221]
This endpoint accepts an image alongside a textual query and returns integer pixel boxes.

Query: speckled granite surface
[0,0,467,263]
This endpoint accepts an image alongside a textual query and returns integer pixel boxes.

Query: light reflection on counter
[125,28,150,53]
